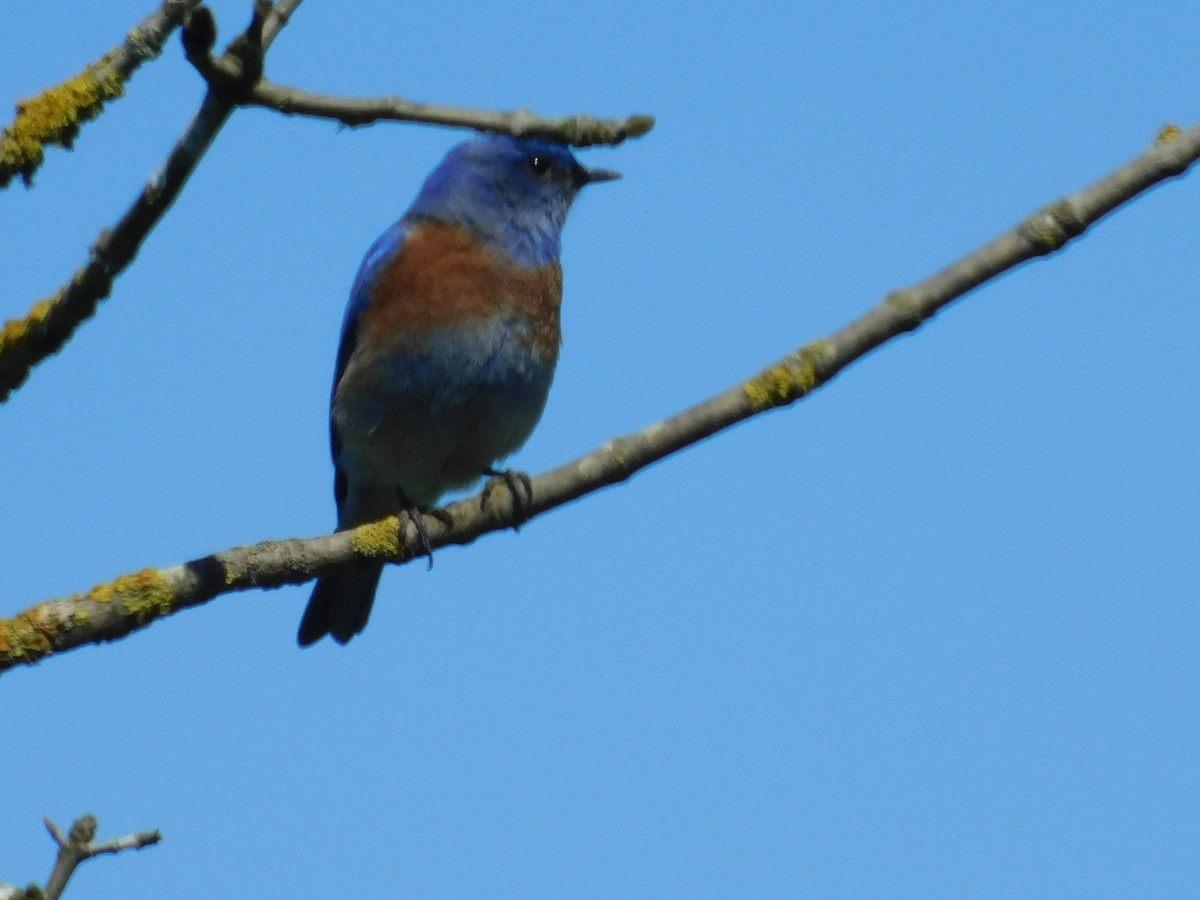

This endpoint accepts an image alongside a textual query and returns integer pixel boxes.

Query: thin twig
[1,123,1196,673]
[0,1,305,404]
[244,80,655,146]
[41,815,160,900]
[184,18,651,146]
[263,0,307,47]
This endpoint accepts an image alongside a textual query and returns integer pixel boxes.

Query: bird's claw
[397,491,452,570]
[481,467,534,530]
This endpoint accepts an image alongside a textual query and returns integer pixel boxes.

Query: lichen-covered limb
[0,814,162,900]
[3,123,1198,675]
[741,123,1200,412]
[0,0,202,188]
[1,0,631,403]
[0,93,231,404]
[0,1,305,405]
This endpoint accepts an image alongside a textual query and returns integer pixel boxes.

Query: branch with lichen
[0,0,202,188]
[3,122,1197,674]
[0,0,648,405]
[0,814,160,900]
[0,1,303,405]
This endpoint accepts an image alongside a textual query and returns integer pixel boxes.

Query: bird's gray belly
[333,316,557,503]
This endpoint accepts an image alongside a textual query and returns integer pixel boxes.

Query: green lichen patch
[88,568,174,624]
[1,56,126,186]
[1157,123,1183,144]
[0,296,56,355]
[0,611,53,660]
[743,341,831,412]
[351,517,402,559]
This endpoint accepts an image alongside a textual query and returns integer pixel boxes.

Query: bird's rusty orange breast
[358,220,563,358]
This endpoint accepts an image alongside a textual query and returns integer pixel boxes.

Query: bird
[297,133,619,647]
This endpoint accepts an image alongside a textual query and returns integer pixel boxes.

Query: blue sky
[3,1,1199,896]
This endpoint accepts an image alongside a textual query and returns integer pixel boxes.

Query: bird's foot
[397,491,453,570]
[481,467,534,530]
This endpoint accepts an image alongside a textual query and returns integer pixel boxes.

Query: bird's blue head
[406,134,620,268]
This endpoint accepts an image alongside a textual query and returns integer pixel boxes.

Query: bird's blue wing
[329,219,414,506]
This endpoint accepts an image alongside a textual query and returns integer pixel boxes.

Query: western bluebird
[298,134,619,647]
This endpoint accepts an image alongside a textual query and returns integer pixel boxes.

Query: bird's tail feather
[297,562,384,647]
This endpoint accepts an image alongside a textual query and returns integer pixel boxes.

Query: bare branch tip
[627,114,655,137]
[91,828,163,855]
[42,819,67,848]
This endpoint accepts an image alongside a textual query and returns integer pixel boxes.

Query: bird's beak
[579,166,621,186]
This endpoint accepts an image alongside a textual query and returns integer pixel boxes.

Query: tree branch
[263,0,311,48]
[42,815,161,900]
[0,0,648,405]
[242,80,655,146]
[0,815,161,900]
[0,1,304,405]
[3,122,1196,674]
[0,0,202,189]
[182,9,652,146]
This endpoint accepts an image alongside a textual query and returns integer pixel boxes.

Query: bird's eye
[528,155,552,177]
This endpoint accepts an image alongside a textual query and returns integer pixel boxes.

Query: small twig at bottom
[36,814,161,900]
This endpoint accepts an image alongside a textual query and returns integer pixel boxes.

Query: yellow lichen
[0,612,53,659]
[0,297,56,353]
[87,568,173,623]
[1,57,126,184]
[1157,123,1183,144]
[351,517,402,559]
[743,341,830,411]
[90,580,117,603]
